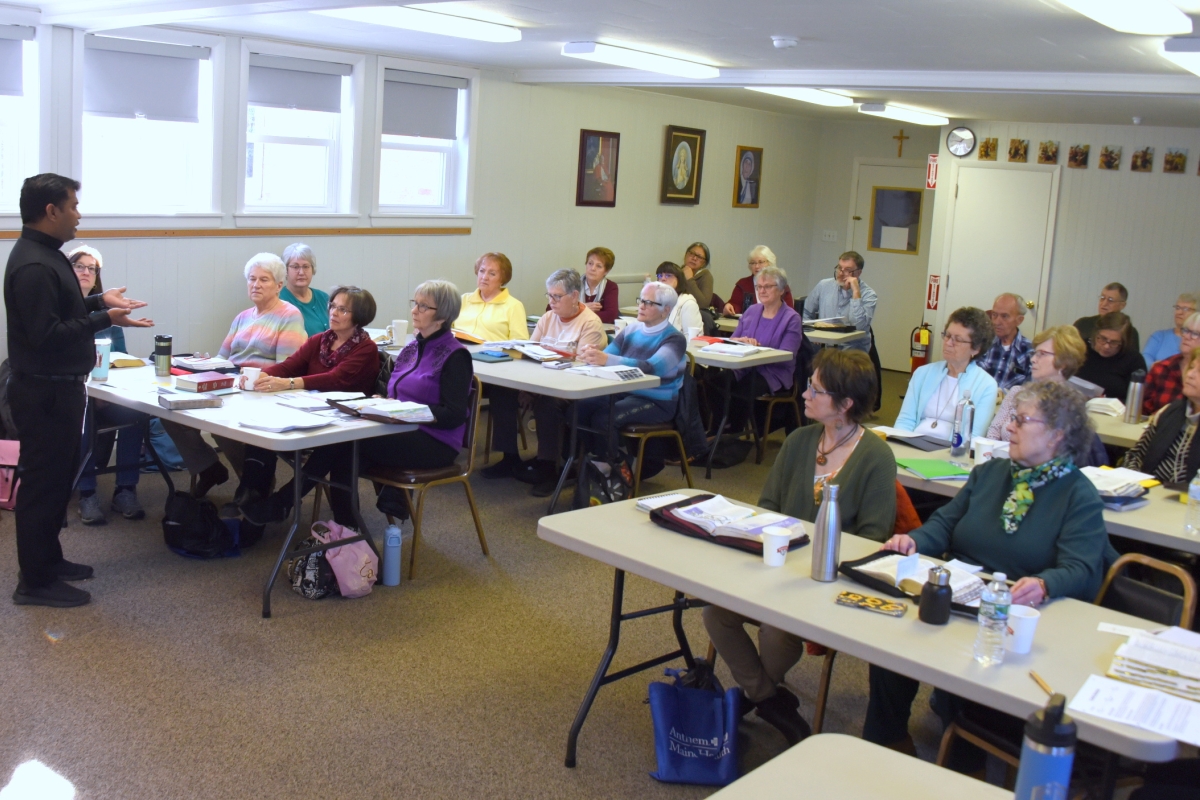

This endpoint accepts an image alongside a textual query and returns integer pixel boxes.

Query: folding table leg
[347,440,379,558]
[705,370,732,480]
[547,402,579,515]
[262,448,305,619]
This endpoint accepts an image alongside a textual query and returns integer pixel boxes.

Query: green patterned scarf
[1001,455,1076,534]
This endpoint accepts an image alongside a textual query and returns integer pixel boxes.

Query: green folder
[895,458,972,481]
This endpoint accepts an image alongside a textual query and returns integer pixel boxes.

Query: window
[0,27,39,214]
[245,54,352,212]
[81,35,214,214]
[378,69,466,213]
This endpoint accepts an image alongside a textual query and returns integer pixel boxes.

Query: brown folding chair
[620,352,695,497]
[750,381,802,464]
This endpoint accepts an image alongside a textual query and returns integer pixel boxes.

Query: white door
[942,167,1057,335]
[850,165,932,371]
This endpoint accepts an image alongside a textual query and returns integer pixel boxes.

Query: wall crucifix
[893,128,910,157]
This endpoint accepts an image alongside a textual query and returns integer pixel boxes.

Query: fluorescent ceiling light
[312,6,521,43]
[1161,37,1200,76]
[561,42,719,79]
[1057,0,1191,36]
[746,87,854,107]
[858,103,949,126]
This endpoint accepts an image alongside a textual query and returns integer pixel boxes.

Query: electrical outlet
[821,229,838,242]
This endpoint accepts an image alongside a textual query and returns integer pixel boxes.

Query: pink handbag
[0,439,19,511]
[312,520,378,598]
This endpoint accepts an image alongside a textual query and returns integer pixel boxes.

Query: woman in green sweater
[863,380,1115,765]
[703,349,897,747]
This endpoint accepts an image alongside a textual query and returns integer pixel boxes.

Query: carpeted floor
[1,370,960,799]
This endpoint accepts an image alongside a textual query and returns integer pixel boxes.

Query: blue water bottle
[1014,693,1076,800]
[382,525,402,586]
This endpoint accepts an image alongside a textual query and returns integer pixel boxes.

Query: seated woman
[235,287,381,517]
[1143,293,1197,366]
[864,381,1114,762]
[681,241,715,309]
[246,280,474,527]
[895,307,998,439]
[162,253,307,497]
[581,247,619,323]
[1123,348,1200,486]
[722,245,795,315]
[574,282,688,464]
[1076,311,1146,401]
[722,265,804,436]
[653,262,703,334]
[503,269,607,493]
[68,245,147,525]
[704,349,896,746]
[1142,312,1199,417]
[278,242,330,337]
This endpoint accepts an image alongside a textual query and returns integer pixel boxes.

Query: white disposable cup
[388,319,408,343]
[239,366,262,390]
[1005,605,1041,654]
[92,337,111,381]
[614,318,630,333]
[761,526,791,567]
[687,326,702,339]
[973,437,996,466]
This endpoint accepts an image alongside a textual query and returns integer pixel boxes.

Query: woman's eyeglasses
[940,331,972,346]
[805,380,832,397]
[72,264,99,275]
[637,297,664,308]
[1011,414,1047,428]
[1181,327,1200,341]
[409,300,436,313]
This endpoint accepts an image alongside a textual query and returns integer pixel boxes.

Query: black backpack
[162,491,238,558]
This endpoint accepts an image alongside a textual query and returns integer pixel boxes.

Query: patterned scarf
[318,327,366,369]
[1000,455,1076,534]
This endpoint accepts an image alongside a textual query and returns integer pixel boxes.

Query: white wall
[0,74,823,358]
[926,120,1200,337]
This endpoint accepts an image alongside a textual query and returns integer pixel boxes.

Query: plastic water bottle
[1185,474,1200,538]
[949,389,974,467]
[973,572,1011,666]
[382,525,402,586]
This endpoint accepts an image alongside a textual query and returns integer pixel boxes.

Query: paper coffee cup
[1005,605,1040,654]
[239,366,262,390]
[972,437,995,466]
[687,326,702,340]
[761,526,791,567]
[92,338,111,381]
[614,318,631,333]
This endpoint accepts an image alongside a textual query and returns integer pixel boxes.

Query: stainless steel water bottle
[810,484,841,582]
[154,334,172,378]
[1123,369,1145,423]
[918,566,953,625]
[1013,693,1076,800]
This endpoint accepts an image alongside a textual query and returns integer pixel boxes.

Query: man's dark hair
[838,250,864,270]
[1103,281,1129,302]
[20,173,81,225]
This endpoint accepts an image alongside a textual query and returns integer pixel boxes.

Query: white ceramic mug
[387,319,408,343]
[239,366,262,390]
[1005,605,1041,654]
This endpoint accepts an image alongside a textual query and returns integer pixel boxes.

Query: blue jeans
[77,402,146,492]
[576,393,675,460]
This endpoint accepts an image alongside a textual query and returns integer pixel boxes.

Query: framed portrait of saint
[660,125,706,205]
[576,129,620,207]
[732,145,762,208]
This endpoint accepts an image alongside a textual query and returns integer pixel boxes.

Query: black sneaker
[193,462,229,499]
[13,580,91,607]
[514,458,556,485]
[55,560,94,582]
[376,486,410,521]
[754,691,811,746]
[240,495,288,526]
[480,453,521,480]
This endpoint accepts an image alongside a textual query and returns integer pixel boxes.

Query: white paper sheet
[879,226,910,251]
[1068,674,1200,747]
[868,425,922,439]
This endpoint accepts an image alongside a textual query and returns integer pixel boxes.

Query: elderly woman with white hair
[279,242,330,337]
[575,281,689,464]
[162,253,307,498]
[723,245,794,316]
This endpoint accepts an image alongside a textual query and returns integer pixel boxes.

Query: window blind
[381,69,466,140]
[0,39,21,97]
[248,54,352,114]
[83,37,209,123]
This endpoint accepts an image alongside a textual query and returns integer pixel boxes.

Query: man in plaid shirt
[1142,312,1199,416]
[979,293,1032,392]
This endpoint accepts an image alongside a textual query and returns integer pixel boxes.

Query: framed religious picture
[1099,145,1122,170]
[575,129,620,207]
[1008,139,1029,163]
[1037,140,1060,165]
[732,145,763,208]
[660,125,706,204]
[1164,148,1188,174]
[1131,147,1154,173]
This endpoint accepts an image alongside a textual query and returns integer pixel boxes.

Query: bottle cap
[992,572,1006,582]
[928,566,951,586]
[961,389,971,399]
[1131,369,1145,382]
[1025,693,1076,748]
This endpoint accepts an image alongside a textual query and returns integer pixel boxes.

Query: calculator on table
[595,366,645,382]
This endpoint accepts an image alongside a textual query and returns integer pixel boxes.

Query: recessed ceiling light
[1057,0,1191,36]
[771,36,798,49]
[1161,37,1200,76]
[312,6,521,43]
[747,87,853,107]
[858,103,949,126]
[561,42,719,79]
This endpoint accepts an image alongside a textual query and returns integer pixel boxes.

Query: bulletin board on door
[868,186,923,255]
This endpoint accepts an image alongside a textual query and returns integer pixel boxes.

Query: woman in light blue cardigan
[896,307,998,439]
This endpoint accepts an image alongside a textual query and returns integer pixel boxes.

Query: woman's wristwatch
[289,378,295,390]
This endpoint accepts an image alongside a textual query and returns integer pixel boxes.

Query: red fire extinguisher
[910,323,932,374]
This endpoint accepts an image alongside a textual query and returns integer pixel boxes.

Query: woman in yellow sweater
[458,252,529,342]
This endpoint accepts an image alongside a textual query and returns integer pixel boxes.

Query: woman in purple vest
[244,279,474,527]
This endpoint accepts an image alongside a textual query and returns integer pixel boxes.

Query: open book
[670,495,805,542]
[699,343,763,358]
[855,553,985,605]
[329,397,435,424]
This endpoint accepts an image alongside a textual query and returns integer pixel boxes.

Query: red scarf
[318,328,366,369]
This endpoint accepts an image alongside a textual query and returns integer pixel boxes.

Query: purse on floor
[313,521,378,598]
[0,439,18,511]
[648,667,740,786]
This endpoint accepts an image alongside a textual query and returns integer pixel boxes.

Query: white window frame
[371,55,478,223]
[71,26,226,227]
[236,39,365,224]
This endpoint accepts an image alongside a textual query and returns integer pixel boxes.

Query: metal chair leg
[632,435,648,497]
[812,649,838,734]
[675,433,694,488]
[460,478,489,555]
[407,487,427,579]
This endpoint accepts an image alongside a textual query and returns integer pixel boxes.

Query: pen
[1030,670,1053,696]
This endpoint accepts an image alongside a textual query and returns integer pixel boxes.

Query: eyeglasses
[685,250,706,262]
[805,380,832,397]
[1181,328,1200,340]
[329,304,352,316]
[1030,348,1055,360]
[748,259,770,267]
[287,262,313,272]
[637,297,664,308]
[545,292,569,303]
[755,283,779,292]
[72,263,99,275]
[409,300,436,313]
[1173,304,1197,314]
[940,331,972,345]
[1093,334,1123,349]
[1098,295,1123,304]
[835,266,860,276]
[1011,414,1047,428]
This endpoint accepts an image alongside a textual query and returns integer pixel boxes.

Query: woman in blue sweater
[576,281,688,462]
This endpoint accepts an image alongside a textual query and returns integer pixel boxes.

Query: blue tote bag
[648,668,740,786]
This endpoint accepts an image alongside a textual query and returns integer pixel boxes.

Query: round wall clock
[946,127,976,157]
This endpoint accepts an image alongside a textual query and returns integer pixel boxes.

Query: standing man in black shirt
[5,173,152,607]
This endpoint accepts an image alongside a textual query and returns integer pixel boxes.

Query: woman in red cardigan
[234,286,381,529]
